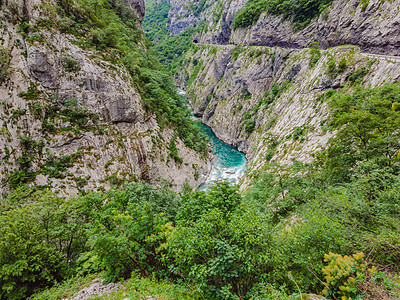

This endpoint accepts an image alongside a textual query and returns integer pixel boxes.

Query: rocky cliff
[230,0,400,55]
[125,0,146,21]
[164,0,400,188]
[166,0,400,55]
[179,44,400,187]
[0,0,211,194]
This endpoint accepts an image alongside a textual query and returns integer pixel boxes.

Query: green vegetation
[187,0,210,17]
[262,80,291,106]
[21,0,209,157]
[231,44,244,60]
[327,57,347,76]
[143,0,171,42]
[153,25,204,73]
[309,42,321,67]
[321,82,400,182]
[233,0,334,29]
[8,136,44,188]
[3,1,400,300]
[60,54,81,73]
[347,66,369,84]
[5,140,400,299]
[169,135,183,164]
[0,47,11,84]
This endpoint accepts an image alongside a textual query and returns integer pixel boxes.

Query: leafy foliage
[0,188,88,299]
[233,0,334,29]
[321,82,400,182]
[0,47,11,84]
[322,252,369,299]
[143,0,171,42]
[167,182,273,299]
[153,25,204,74]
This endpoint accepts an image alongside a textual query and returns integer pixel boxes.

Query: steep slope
[230,0,400,55]
[0,0,211,194]
[179,44,400,186]
[165,0,400,55]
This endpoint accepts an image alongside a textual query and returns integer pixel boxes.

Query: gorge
[0,0,400,299]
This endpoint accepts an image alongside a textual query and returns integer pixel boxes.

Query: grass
[90,273,194,300]
[29,273,101,300]
[30,273,195,300]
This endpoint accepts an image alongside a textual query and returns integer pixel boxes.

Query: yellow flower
[368,266,377,275]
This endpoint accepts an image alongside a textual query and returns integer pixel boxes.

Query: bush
[244,119,256,133]
[167,182,273,299]
[309,43,321,68]
[0,189,88,299]
[60,55,80,72]
[322,252,369,299]
[0,48,11,84]
[347,66,369,83]
[233,0,335,30]
[83,183,180,280]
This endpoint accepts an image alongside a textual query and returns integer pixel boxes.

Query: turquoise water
[199,123,247,190]
[177,87,247,190]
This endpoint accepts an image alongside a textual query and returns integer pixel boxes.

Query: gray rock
[180,43,400,189]
[66,279,120,300]
[0,0,211,195]
[166,0,400,55]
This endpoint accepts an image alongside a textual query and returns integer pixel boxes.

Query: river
[177,88,247,190]
[198,123,247,190]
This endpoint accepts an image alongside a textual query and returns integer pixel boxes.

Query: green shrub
[292,126,304,140]
[309,43,321,68]
[244,118,256,133]
[143,0,170,42]
[233,0,334,30]
[322,82,400,182]
[347,66,369,83]
[0,47,11,84]
[231,44,243,60]
[0,189,88,299]
[169,135,183,164]
[337,57,347,72]
[167,182,272,299]
[60,55,80,72]
[18,82,42,100]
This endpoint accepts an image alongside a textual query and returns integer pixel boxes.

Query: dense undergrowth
[233,0,334,30]
[2,82,400,299]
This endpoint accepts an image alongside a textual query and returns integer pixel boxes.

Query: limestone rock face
[168,0,200,36]
[199,0,247,45]
[230,0,400,55]
[124,0,146,21]
[0,0,211,194]
[166,0,400,55]
[180,44,400,189]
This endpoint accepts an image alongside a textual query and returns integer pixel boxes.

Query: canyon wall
[0,0,211,194]
[179,44,400,187]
